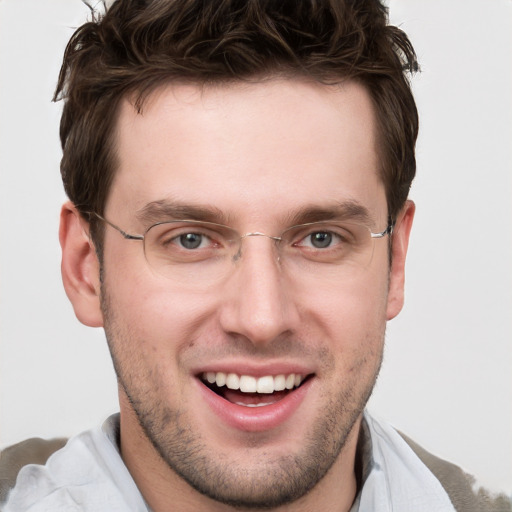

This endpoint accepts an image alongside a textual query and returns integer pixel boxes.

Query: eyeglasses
[92,213,394,284]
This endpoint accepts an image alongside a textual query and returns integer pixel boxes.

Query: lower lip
[197,378,313,432]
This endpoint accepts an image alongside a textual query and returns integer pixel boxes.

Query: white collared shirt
[4,412,456,511]
[350,412,455,511]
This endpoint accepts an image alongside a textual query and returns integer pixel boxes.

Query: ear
[386,200,415,320]
[59,202,103,327]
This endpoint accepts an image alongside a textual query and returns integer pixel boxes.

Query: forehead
[109,79,386,226]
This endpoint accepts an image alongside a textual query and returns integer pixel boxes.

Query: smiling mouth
[200,372,311,407]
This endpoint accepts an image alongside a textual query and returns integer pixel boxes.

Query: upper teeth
[202,372,304,394]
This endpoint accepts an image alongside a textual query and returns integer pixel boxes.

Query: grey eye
[309,232,332,248]
[179,233,204,249]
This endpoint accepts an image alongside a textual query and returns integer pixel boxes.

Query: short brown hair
[54,0,418,250]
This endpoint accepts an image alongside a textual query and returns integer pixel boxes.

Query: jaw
[118,370,365,512]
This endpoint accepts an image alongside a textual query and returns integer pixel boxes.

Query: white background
[1,0,511,496]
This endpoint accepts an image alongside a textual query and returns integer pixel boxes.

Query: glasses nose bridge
[240,231,282,242]
[233,231,283,262]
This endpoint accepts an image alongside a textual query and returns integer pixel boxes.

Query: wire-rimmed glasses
[91,213,394,284]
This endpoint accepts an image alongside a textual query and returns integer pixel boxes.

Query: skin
[60,79,414,511]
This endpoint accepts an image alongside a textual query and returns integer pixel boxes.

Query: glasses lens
[144,221,239,280]
[280,221,376,268]
[143,220,383,283]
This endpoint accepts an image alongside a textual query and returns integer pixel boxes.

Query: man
[1,0,510,511]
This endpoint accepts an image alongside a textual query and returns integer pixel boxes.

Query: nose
[218,235,300,346]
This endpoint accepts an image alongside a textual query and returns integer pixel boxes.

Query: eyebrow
[285,201,375,227]
[136,199,375,228]
[136,200,232,226]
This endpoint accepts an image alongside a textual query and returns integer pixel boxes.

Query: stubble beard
[101,290,384,509]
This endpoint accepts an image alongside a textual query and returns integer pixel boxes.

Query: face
[67,79,412,508]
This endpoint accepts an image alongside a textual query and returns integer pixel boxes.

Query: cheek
[101,251,218,357]
[302,267,388,330]
[295,266,389,366]
[100,274,213,403]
